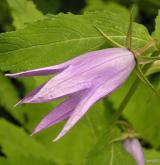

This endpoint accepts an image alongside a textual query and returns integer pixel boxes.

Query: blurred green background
[0,0,160,165]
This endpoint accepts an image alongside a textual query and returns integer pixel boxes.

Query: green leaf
[0,73,25,124]
[0,156,56,165]
[85,128,137,165]
[5,0,44,29]
[0,119,56,164]
[0,11,152,72]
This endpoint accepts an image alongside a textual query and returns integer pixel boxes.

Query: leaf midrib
[0,35,147,55]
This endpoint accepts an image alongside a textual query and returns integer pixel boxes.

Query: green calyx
[111,132,140,144]
[95,9,159,97]
[111,121,139,143]
[135,63,160,96]
[137,55,160,64]
[126,11,159,96]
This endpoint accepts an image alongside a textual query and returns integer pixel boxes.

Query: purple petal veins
[6,48,136,140]
[123,138,144,165]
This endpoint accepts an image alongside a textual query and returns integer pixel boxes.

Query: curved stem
[112,77,140,123]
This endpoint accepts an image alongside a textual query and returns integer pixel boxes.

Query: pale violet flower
[123,138,144,165]
[6,48,136,141]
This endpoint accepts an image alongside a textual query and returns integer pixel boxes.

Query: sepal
[137,56,160,64]
[136,64,160,96]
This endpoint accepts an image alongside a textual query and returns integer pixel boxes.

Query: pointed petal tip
[14,100,24,107]
[52,139,57,142]
[14,102,21,107]
[31,126,45,136]
[30,132,34,136]
[30,130,38,136]
[31,126,43,136]
[52,136,60,142]
[53,131,65,142]
[14,98,32,107]
[5,73,16,78]
[5,74,11,77]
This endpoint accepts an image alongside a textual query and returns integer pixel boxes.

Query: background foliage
[0,0,160,165]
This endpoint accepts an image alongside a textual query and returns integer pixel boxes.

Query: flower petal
[21,65,93,103]
[5,63,69,78]
[5,48,132,79]
[32,91,84,135]
[22,48,135,104]
[15,84,45,106]
[53,61,135,141]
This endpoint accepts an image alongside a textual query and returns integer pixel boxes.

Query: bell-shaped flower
[6,48,136,141]
[123,138,144,165]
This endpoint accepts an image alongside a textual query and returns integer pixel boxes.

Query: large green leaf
[0,11,151,72]
[0,156,56,165]
[5,0,44,29]
[0,119,56,164]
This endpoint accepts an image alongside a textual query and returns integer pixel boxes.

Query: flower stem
[112,78,140,123]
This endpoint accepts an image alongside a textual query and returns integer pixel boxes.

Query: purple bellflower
[6,14,157,141]
[6,48,136,141]
[123,138,144,165]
